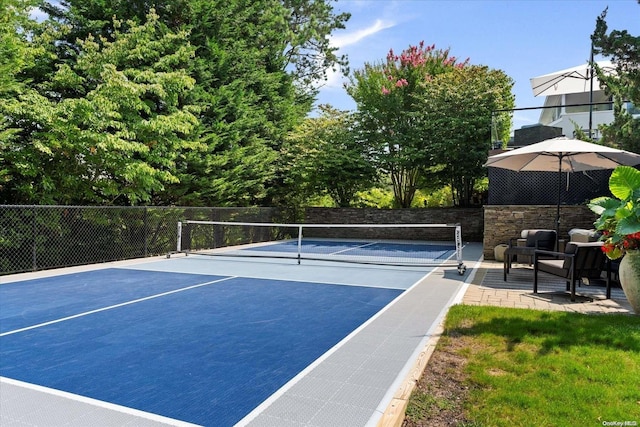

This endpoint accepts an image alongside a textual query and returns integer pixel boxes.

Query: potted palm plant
[588,165,640,314]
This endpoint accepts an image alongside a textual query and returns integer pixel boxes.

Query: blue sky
[316,0,640,131]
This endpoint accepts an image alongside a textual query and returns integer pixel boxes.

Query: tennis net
[174,220,466,273]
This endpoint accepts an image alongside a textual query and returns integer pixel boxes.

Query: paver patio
[464,259,632,315]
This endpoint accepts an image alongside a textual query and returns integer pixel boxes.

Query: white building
[531,60,639,139]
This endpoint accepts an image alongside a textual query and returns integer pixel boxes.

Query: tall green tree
[418,66,514,206]
[0,0,37,92]
[40,0,349,97]
[173,0,300,206]
[346,42,469,208]
[39,0,350,206]
[1,11,200,204]
[592,4,640,153]
[282,0,350,95]
[0,0,36,191]
[284,105,377,207]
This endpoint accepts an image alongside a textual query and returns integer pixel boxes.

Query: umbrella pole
[556,155,562,251]
[588,44,594,139]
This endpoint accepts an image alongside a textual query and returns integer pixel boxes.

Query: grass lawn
[404,305,640,426]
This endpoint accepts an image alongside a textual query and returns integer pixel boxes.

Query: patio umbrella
[530,60,617,138]
[530,60,616,97]
[485,136,640,243]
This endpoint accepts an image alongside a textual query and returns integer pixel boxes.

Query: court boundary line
[328,241,378,256]
[0,377,200,427]
[214,273,409,291]
[216,269,411,290]
[1,276,236,337]
[0,254,183,284]
[123,256,429,290]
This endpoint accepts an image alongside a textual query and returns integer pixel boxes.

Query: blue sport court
[0,241,482,426]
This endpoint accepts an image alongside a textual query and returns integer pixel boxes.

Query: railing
[0,205,283,275]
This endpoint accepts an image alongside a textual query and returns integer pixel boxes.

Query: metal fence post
[144,207,148,257]
[177,221,182,252]
[31,206,37,271]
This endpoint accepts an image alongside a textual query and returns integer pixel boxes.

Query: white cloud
[323,67,344,90]
[330,19,396,50]
[319,18,396,90]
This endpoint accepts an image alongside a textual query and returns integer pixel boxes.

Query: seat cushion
[568,228,598,243]
[537,259,567,278]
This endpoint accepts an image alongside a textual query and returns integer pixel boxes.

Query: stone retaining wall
[482,205,598,259]
[304,207,484,242]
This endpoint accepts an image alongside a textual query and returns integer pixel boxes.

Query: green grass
[406,305,640,426]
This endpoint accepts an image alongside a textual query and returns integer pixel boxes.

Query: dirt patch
[402,336,475,426]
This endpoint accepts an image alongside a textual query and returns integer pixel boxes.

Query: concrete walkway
[463,259,633,315]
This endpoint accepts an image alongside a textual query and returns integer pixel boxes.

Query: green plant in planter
[588,166,640,259]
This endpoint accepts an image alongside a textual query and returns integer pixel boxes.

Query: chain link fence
[0,205,285,275]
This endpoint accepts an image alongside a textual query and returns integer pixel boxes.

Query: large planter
[619,250,640,314]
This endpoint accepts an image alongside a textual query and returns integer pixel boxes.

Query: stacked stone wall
[304,207,483,242]
[482,205,598,259]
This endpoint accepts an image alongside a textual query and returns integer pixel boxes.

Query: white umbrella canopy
[485,137,640,172]
[485,136,640,245]
[530,60,616,97]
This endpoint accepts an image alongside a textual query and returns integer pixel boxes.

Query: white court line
[0,276,236,337]
[328,241,379,256]
[1,377,201,427]
[434,248,457,260]
[328,241,456,262]
[206,271,410,291]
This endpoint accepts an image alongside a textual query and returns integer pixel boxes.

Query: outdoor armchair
[533,241,610,301]
[503,229,557,281]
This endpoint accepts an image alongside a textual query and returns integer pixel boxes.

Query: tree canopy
[1,2,534,209]
[419,65,514,206]
[592,4,640,153]
[284,106,377,207]
[347,42,469,208]
[0,0,39,190]
[40,0,349,101]
[1,10,200,204]
[346,42,513,207]
[1,0,350,206]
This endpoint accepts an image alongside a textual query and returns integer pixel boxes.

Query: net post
[455,224,465,274]
[297,225,303,264]
[177,221,182,252]
[455,224,462,261]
